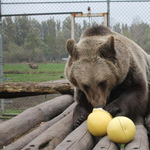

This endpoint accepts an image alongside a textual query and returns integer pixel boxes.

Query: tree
[3,43,28,63]
[75,23,82,42]
[113,23,121,33]
[30,18,41,37]
[45,33,56,61]
[130,18,149,50]
[2,17,15,51]
[55,31,67,60]
[2,17,16,42]
[3,15,150,63]
[14,16,31,46]
[56,20,61,35]
[47,18,56,38]
[39,40,48,62]
[143,27,150,54]
[122,23,133,40]
[82,20,90,31]
[24,33,40,62]
[41,21,48,42]
[62,17,71,31]
[41,18,56,43]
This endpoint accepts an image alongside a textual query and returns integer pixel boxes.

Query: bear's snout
[90,98,106,109]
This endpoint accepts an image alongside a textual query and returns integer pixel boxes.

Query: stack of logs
[0,80,149,150]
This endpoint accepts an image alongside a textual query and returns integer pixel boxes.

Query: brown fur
[81,26,113,38]
[28,62,39,69]
[65,25,150,128]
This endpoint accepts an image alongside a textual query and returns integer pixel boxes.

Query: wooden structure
[0,80,149,150]
[0,80,74,98]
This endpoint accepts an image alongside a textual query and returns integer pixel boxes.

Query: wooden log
[0,95,74,148]
[55,121,99,150]
[93,135,119,150]
[0,79,74,98]
[4,102,76,150]
[22,111,74,150]
[93,116,149,150]
[124,125,149,150]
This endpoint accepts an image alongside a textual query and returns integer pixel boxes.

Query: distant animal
[65,25,150,129]
[28,62,39,69]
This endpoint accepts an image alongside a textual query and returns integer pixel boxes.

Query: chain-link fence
[0,0,150,116]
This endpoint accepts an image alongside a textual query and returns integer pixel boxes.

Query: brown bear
[65,25,150,128]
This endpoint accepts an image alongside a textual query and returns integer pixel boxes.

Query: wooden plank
[0,95,74,148]
[0,80,74,98]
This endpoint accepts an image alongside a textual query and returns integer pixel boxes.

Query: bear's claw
[75,115,85,128]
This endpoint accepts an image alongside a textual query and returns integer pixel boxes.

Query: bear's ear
[98,35,117,62]
[66,39,77,58]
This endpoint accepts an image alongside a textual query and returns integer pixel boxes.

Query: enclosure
[0,0,150,117]
[0,0,150,149]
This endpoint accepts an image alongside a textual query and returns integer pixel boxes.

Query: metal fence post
[107,0,110,27]
[0,0,3,83]
[0,0,4,115]
[71,14,75,40]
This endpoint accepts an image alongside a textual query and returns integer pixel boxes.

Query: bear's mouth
[94,105,105,109]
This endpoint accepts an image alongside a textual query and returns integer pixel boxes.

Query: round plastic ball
[87,108,112,137]
[107,116,136,144]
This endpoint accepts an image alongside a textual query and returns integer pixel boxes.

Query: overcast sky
[1,1,150,26]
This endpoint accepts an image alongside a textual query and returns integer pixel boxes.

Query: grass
[0,108,23,118]
[0,109,23,114]
[4,63,65,73]
[121,144,125,148]
[3,63,66,82]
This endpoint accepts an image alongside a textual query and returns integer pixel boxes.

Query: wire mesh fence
[0,0,150,115]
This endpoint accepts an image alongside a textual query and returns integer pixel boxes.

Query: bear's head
[65,35,122,108]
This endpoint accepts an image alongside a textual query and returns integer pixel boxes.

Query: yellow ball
[87,108,112,137]
[107,116,136,144]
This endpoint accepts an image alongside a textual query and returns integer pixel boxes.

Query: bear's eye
[82,84,89,93]
[98,80,107,89]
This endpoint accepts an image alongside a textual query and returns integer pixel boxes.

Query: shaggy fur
[65,25,150,128]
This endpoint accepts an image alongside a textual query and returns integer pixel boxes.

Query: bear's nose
[91,101,105,108]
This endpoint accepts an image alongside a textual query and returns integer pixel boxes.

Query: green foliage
[14,16,31,46]
[2,16,150,64]
[113,23,122,33]
[3,43,28,63]
[24,33,41,62]
[113,20,150,54]
[62,17,71,31]
[45,33,56,61]
[121,144,125,148]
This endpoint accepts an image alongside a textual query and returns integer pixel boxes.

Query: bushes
[3,43,45,63]
[3,43,28,63]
